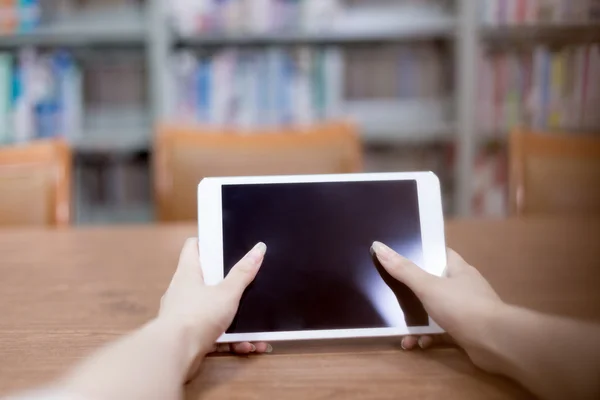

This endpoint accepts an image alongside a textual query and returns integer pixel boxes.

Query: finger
[231,342,256,354]
[213,342,272,354]
[214,343,231,353]
[371,241,437,295]
[418,334,455,349]
[174,238,204,282]
[401,335,419,351]
[220,242,267,296]
[445,248,470,277]
[253,342,273,354]
[417,336,435,349]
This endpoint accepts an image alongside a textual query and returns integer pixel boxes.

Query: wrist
[462,300,512,374]
[154,315,213,367]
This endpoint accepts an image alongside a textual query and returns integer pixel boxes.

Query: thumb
[174,238,203,280]
[220,242,267,298]
[371,241,437,295]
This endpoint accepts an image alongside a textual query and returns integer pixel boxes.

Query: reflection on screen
[222,180,428,334]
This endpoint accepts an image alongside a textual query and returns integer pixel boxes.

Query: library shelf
[482,23,600,44]
[0,7,146,47]
[177,18,456,46]
[345,99,455,144]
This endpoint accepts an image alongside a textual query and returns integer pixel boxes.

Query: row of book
[0,0,41,33]
[171,0,341,35]
[480,0,600,25]
[0,0,143,34]
[0,49,83,145]
[170,0,451,35]
[345,44,448,100]
[169,48,343,128]
[168,44,449,126]
[477,44,600,135]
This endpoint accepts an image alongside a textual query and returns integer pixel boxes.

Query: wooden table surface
[1,218,599,399]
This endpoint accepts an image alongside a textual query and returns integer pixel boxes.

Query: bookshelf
[0,4,146,47]
[0,0,474,222]
[157,0,473,218]
[471,0,600,216]
[0,0,596,222]
[176,20,456,46]
[71,107,151,153]
[482,23,600,44]
[344,99,455,143]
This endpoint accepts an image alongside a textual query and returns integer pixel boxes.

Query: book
[0,53,12,144]
[54,50,83,141]
[481,0,600,24]
[0,0,17,33]
[18,0,40,32]
[478,43,600,134]
[170,46,346,129]
[548,48,566,129]
[584,44,600,129]
[0,48,84,144]
[323,46,343,119]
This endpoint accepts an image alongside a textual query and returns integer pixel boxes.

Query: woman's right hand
[371,242,505,372]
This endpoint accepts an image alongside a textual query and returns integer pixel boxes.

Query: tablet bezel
[197,172,446,343]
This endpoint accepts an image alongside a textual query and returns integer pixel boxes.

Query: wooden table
[1,218,599,399]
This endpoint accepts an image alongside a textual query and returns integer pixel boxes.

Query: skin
[8,239,600,400]
[25,239,270,400]
[371,241,600,400]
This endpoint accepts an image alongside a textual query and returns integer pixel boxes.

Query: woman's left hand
[158,238,271,376]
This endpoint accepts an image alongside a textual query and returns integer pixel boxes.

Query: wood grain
[0,139,72,227]
[0,218,599,399]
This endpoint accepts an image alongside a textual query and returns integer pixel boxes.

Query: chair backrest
[509,129,600,216]
[154,122,363,222]
[0,140,72,227]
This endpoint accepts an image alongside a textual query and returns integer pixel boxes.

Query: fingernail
[400,338,408,350]
[266,344,273,353]
[247,242,267,265]
[249,343,257,353]
[418,337,434,349]
[372,241,394,262]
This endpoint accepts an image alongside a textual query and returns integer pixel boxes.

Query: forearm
[481,305,600,400]
[58,317,203,400]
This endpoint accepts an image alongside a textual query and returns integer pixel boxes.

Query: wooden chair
[0,140,72,227]
[154,122,363,222]
[509,129,600,216]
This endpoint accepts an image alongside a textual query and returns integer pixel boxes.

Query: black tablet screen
[222,180,428,333]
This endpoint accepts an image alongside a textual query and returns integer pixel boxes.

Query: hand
[371,242,504,372]
[159,238,271,362]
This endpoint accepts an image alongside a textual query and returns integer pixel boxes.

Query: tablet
[197,172,447,343]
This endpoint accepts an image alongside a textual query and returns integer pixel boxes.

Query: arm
[371,242,600,400]
[484,305,600,400]
[13,239,269,400]
[60,317,202,400]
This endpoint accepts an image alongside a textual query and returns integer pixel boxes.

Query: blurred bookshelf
[177,18,456,46]
[0,0,597,223]
[482,23,600,44]
[344,99,455,143]
[0,0,469,223]
[472,0,600,217]
[0,5,146,47]
[71,107,152,153]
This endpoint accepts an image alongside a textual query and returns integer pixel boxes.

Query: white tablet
[197,172,447,343]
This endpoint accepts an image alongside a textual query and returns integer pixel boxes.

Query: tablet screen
[222,180,428,334]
